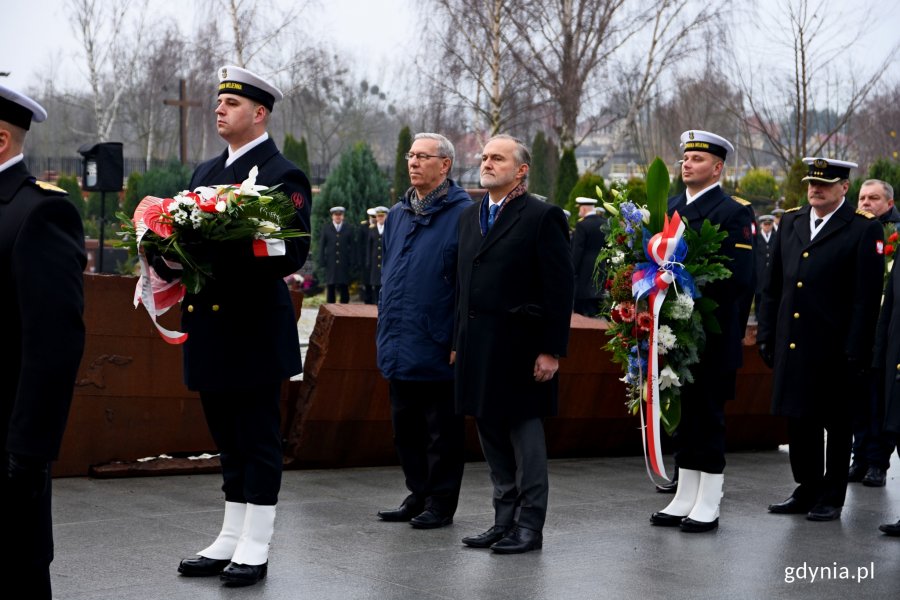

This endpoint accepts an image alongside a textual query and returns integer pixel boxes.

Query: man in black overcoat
[649,130,755,533]
[169,66,311,587]
[759,158,883,522]
[0,85,85,599]
[455,134,574,554]
[849,179,900,487]
[318,206,352,303]
[874,217,900,535]
[753,214,776,319]
[571,197,606,317]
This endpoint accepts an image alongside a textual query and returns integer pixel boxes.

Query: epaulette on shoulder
[33,180,67,195]
[785,206,801,213]
[856,208,875,219]
[732,195,751,206]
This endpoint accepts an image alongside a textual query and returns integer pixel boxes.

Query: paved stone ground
[50,450,900,599]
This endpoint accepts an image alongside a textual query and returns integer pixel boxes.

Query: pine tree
[529,131,550,198]
[392,126,412,203]
[313,143,391,279]
[565,172,607,219]
[553,148,579,207]
[297,137,311,175]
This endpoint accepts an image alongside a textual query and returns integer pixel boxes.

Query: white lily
[659,366,681,390]
[215,200,227,213]
[639,207,651,224]
[603,202,619,216]
[257,220,280,234]
[238,165,269,197]
[194,186,218,202]
[594,185,604,200]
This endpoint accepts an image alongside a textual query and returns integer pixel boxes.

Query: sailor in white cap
[172,66,312,587]
[572,197,605,316]
[650,129,755,533]
[319,206,353,303]
[759,157,883,523]
[0,84,86,598]
[366,205,390,302]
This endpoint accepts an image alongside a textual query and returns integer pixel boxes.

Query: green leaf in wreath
[646,157,670,234]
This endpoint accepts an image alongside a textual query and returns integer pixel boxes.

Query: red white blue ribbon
[631,212,688,481]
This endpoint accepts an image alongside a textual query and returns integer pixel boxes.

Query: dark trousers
[3,460,53,600]
[475,417,549,531]
[851,379,895,470]
[788,415,853,507]
[326,284,349,303]
[200,383,283,505]
[389,379,465,514]
[673,367,732,474]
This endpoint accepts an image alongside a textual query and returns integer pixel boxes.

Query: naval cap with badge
[0,84,47,130]
[329,206,346,214]
[575,197,598,205]
[217,65,284,112]
[801,157,857,183]
[374,205,389,214]
[680,130,734,162]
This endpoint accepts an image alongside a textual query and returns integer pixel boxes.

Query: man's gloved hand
[144,246,180,283]
[758,342,774,368]
[7,453,50,500]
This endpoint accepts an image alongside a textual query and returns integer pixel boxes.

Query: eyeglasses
[405,152,447,161]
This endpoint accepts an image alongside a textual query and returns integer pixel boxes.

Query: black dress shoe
[862,466,887,487]
[462,525,510,548]
[409,509,453,529]
[806,505,842,521]
[177,556,230,577]
[377,501,423,522]
[649,512,684,527]
[680,517,718,533]
[490,526,543,554]
[848,463,867,482]
[878,519,900,536]
[220,562,267,587]
[768,496,813,514]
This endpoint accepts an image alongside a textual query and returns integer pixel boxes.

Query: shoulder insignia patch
[785,207,801,213]
[34,180,67,194]
[732,196,751,206]
[856,208,875,219]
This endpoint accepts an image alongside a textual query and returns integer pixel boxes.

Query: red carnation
[886,244,895,257]
[889,232,899,243]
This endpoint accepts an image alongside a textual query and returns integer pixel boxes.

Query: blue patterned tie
[488,203,500,229]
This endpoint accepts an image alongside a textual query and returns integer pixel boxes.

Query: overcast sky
[1,0,417,92]
[2,0,898,100]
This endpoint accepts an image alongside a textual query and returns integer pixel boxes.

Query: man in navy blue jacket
[375,133,470,529]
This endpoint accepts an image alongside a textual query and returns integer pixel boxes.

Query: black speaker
[78,142,124,192]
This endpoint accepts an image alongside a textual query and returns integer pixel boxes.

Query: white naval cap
[801,157,857,183]
[575,197,598,205]
[374,206,389,214]
[0,83,47,130]
[366,207,377,216]
[218,65,284,111]
[329,206,346,214]
[680,130,734,161]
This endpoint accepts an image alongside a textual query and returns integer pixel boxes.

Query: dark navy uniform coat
[183,138,311,391]
[758,202,883,418]
[0,160,85,565]
[571,213,606,300]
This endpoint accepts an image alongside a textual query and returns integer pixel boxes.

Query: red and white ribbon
[132,196,188,344]
[252,238,286,257]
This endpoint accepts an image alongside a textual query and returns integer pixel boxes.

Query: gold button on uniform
[212,304,220,312]
[793,312,800,319]
[802,252,809,258]
[796,281,803,288]
[187,305,194,312]
[789,343,796,350]
[895,363,900,371]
